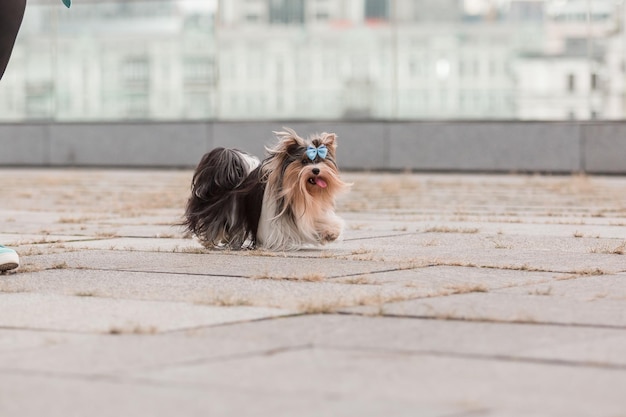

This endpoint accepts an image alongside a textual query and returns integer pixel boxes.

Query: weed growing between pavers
[424,226,480,234]
[108,324,158,335]
[250,272,326,282]
[195,294,256,308]
[589,241,626,255]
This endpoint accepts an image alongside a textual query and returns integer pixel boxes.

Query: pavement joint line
[337,311,626,331]
[0,367,223,393]
[158,313,305,334]
[437,410,491,417]
[129,344,315,374]
[319,345,626,372]
[343,231,418,241]
[31,265,426,281]
[0,315,293,336]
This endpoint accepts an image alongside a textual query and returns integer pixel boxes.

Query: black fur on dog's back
[183,148,264,248]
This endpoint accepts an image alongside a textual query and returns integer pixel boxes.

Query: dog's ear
[271,127,306,157]
[273,127,305,149]
[320,132,337,154]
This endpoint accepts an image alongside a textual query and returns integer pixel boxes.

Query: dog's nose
[312,168,320,175]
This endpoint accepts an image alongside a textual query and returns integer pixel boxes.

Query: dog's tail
[191,148,258,201]
[183,148,260,246]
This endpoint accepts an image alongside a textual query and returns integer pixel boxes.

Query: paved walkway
[1,169,626,417]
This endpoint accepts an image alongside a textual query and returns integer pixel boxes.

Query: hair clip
[306,145,328,161]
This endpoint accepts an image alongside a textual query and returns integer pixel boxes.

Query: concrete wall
[1,121,625,173]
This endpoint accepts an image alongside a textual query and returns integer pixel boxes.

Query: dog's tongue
[315,177,328,188]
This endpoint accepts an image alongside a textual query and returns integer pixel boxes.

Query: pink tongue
[315,178,327,188]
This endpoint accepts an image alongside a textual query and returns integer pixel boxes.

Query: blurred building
[216,0,539,120]
[0,0,624,121]
[516,0,626,120]
[0,0,216,121]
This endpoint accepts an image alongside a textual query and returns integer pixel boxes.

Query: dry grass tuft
[444,283,489,295]
[250,272,326,282]
[577,268,607,276]
[173,246,208,254]
[528,286,553,296]
[296,300,338,314]
[108,325,158,335]
[196,293,256,307]
[74,291,99,297]
[335,275,378,285]
[425,226,480,234]
[590,241,625,255]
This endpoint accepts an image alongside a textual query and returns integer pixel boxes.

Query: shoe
[0,245,19,272]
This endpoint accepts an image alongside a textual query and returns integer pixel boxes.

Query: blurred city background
[1,0,625,122]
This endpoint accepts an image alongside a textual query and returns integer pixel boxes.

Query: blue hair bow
[62,0,71,7]
[306,144,328,161]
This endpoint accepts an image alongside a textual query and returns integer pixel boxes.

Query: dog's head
[264,128,348,204]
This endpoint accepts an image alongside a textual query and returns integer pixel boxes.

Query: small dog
[183,128,349,250]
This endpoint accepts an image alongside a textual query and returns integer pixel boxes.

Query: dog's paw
[319,229,341,243]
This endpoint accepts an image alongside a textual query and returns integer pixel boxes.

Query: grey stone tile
[134,347,626,417]
[20,250,393,279]
[1,268,422,311]
[0,293,291,333]
[496,273,626,301]
[344,292,626,327]
[336,232,626,274]
[0,372,456,417]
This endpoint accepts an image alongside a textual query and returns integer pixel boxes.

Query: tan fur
[257,128,350,250]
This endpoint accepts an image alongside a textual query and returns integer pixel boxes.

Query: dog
[183,128,349,250]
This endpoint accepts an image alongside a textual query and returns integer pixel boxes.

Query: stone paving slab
[0,314,621,375]
[4,314,626,416]
[133,347,626,417]
[18,250,390,280]
[0,372,461,417]
[344,291,626,327]
[498,272,626,301]
[2,169,626,416]
[0,268,423,311]
[338,233,626,273]
[344,215,626,239]
[0,293,291,333]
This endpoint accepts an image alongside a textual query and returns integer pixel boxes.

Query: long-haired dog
[183,128,349,250]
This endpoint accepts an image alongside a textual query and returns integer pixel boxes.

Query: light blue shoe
[0,245,19,272]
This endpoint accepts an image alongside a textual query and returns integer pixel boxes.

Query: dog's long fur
[183,128,349,250]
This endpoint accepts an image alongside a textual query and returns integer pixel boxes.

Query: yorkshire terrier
[183,128,349,250]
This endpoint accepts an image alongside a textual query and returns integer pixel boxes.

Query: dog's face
[268,128,345,201]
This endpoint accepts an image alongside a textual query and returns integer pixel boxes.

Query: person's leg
[0,0,27,80]
[0,246,19,272]
[0,0,26,271]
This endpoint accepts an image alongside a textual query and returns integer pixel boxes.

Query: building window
[590,73,599,90]
[184,58,215,85]
[365,0,389,21]
[567,73,576,92]
[315,12,329,21]
[269,0,304,24]
[122,57,149,87]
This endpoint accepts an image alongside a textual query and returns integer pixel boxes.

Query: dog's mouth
[308,177,328,188]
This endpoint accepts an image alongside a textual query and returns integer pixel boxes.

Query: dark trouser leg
[0,0,27,80]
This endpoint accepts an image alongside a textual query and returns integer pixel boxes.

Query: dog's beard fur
[183,128,349,250]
